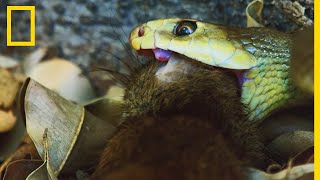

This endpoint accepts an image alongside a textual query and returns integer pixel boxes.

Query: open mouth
[137,48,248,86]
[137,48,173,62]
[138,48,193,82]
[152,48,173,62]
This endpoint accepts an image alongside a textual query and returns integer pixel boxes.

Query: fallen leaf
[26,161,54,180]
[291,26,314,95]
[246,0,264,27]
[265,131,313,165]
[26,129,57,180]
[0,68,20,108]
[2,160,43,180]
[246,164,314,180]
[0,136,40,177]
[0,110,16,133]
[0,111,25,162]
[291,146,313,166]
[259,107,313,143]
[23,79,117,176]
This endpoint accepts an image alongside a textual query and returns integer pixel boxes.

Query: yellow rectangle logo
[7,6,36,46]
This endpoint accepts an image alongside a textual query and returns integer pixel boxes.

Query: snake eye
[173,21,197,36]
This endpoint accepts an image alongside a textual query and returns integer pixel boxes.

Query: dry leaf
[0,112,25,162]
[23,79,117,176]
[291,26,314,95]
[259,107,313,143]
[246,0,264,27]
[265,131,313,165]
[26,58,96,104]
[2,160,43,180]
[292,146,313,166]
[246,164,314,180]
[0,110,16,133]
[26,129,57,180]
[26,161,54,180]
[0,68,20,108]
[0,136,40,178]
[259,107,313,165]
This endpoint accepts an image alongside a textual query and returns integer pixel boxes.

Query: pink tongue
[152,48,172,62]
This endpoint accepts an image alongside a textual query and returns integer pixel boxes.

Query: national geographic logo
[7,6,35,46]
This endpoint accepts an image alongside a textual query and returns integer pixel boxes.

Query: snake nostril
[138,26,145,37]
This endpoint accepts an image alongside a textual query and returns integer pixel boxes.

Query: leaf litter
[0,0,314,179]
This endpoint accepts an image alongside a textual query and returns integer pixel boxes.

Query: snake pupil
[174,21,197,36]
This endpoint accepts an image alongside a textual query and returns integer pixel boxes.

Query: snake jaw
[139,47,248,87]
[155,53,194,83]
[152,48,173,62]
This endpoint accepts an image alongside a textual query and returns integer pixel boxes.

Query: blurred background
[0,0,313,69]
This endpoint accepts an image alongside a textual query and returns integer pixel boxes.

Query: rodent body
[92,60,263,179]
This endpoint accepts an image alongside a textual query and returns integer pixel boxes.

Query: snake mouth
[137,48,248,86]
[137,48,173,62]
[138,48,195,82]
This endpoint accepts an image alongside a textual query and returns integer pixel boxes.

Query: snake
[128,18,312,122]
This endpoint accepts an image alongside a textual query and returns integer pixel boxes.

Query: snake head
[129,18,257,70]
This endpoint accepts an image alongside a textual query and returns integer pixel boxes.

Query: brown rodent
[91,59,264,180]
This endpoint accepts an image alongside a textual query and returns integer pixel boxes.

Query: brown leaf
[265,131,313,165]
[2,160,43,180]
[246,0,264,27]
[0,113,26,162]
[0,110,16,133]
[292,146,314,166]
[290,26,314,95]
[0,136,40,177]
[23,79,117,176]
[0,68,20,108]
[247,163,314,180]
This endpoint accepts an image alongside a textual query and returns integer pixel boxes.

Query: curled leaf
[265,131,313,165]
[2,160,43,180]
[246,164,314,180]
[0,112,25,162]
[246,0,264,27]
[0,110,16,133]
[23,79,117,176]
[0,136,40,178]
[26,129,57,180]
[259,107,313,143]
[291,26,314,95]
[259,107,313,165]
[0,68,20,108]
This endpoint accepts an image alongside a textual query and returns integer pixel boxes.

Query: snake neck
[226,27,305,122]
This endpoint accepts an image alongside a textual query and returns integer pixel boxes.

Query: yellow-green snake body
[129,18,302,122]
